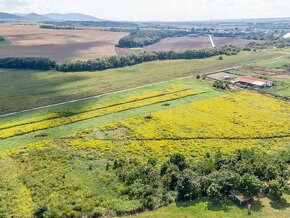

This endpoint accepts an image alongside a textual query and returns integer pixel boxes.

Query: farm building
[283,33,290,39]
[230,190,253,206]
[234,76,273,88]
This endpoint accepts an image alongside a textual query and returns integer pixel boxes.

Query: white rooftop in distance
[283,33,290,39]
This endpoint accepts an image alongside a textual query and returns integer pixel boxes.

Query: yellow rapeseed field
[1,90,288,162]
[102,91,289,140]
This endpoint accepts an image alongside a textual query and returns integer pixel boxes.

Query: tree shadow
[176,198,233,213]
[269,197,290,210]
[250,198,264,212]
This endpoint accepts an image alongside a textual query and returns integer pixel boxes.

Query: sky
[0,0,289,21]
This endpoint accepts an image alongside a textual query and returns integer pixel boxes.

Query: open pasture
[0,25,127,62]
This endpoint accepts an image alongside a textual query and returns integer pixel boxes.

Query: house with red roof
[234,76,273,88]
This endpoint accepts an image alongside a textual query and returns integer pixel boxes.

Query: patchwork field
[0,50,281,114]
[0,70,289,217]
[0,26,127,62]
[1,81,289,158]
[115,36,257,55]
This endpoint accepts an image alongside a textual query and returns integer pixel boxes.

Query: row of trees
[0,36,4,42]
[111,149,289,211]
[190,27,285,41]
[58,46,240,72]
[0,57,57,70]
[39,24,76,30]
[0,46,238,72]
[117,30,189,48]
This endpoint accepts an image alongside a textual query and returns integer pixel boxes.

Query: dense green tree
[268,179,284,199]
[240,173,262,196]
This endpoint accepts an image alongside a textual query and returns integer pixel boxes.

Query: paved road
[0,55,285,118]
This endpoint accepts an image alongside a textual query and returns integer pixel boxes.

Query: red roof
[235,76,269,84]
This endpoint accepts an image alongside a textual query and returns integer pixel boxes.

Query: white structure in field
[283,33,290,39]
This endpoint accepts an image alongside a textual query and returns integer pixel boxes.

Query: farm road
[209,35,216,47]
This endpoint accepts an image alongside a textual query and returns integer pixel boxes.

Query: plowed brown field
[0,26,128,62]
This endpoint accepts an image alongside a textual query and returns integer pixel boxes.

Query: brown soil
[0,25,128,62]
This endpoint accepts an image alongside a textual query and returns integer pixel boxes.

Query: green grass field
[127,195,290,218]
[251,56,290,68]
[0,51,281,114]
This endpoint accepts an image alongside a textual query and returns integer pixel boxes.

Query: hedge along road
[0,55,285,118]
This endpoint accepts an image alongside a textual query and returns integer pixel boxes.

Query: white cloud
[0,0,289,21]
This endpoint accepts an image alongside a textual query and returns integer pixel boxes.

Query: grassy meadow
[127,195,290,218]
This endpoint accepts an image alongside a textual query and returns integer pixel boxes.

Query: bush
[213,81,230,90]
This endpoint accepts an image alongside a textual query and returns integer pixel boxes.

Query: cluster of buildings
[235,75,273,88]
[207,71,273,88]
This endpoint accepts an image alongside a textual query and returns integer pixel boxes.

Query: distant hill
[0,12,21,19]
[44,13,104,21]
[22,13,50,20]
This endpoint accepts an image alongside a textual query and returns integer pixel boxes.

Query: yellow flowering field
[0,85,205,139]
[101,91,290,140]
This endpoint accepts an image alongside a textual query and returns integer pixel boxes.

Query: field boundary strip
[0,54,285,118]
[0,90,207,139]
[0,87,193,130]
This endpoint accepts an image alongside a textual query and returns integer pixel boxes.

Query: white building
[283,33,290,39]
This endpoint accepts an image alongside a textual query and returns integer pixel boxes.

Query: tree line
[0,46,239,72]
[0,57,57,70]
[58,46,239,72]
[39,24,76,30]
[110,148,289,211]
